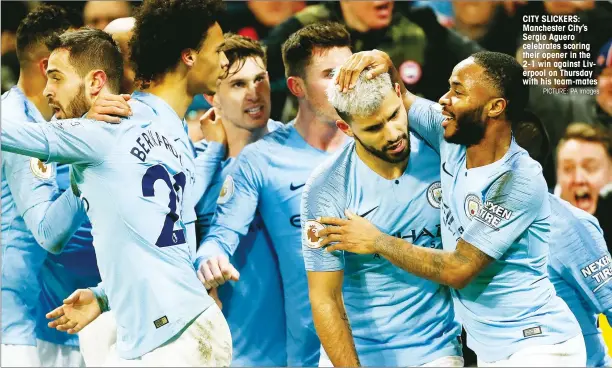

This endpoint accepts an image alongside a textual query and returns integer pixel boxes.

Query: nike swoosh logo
[442,162,454,177]
[358,206,378,218]
[290,183,306,191]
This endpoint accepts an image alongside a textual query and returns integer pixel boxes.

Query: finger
[317,217,347,226]
[200,108,215,124]
[348,58,372,89]
[63,290,80,305]
[94,106,130,118]
[90,114,121,124]
[49,315,70,328]
[230,268,240,282]
[368,63,389,80]
[46,306,66,320]
[317,226,342,237]
[120,94,131,101]
[197,269,209,289]
[202,263,220,289]
[326,244,345,253]
[340,57,361,92]
[319,234,343,247]
[345,209,356,220]
[208,259,226,285]
[56,320,78,332]
[217,257,235,282]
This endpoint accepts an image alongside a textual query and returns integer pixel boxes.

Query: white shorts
[98,304,232,367]
[37,339,84,367]
[319,345,464,367]
[78,310,118,367]
[477,334,586,367]
[1,344,41,367]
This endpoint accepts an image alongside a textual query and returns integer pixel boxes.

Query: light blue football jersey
[1,86,87,346]
[407,97,581,362]
[548,195,612,367]
[1,97,218,359]
[195,122,349,366]
[36,163,101,347]
[301,135,462,366]
[195,119,287,367]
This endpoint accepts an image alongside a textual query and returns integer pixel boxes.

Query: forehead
[306,47,352,74]
[224,57,266,81]
[201,23,224,51]
[47,49,78,75]
[450,59,491,94]
[559,139,609,160]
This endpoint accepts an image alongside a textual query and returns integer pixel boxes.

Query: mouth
[49,103,62,116]
[244,105,264,119]
[574,188,594,212]
[373,2,392,17]
[387,138,406,154]
[441,110,455,128]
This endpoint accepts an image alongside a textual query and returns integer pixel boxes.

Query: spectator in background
[221,1,305,41]
[104,17,136,93]
[1,1,30,93]
[556,123,612,248]
[83,0,131,30]
[264,1,483,121]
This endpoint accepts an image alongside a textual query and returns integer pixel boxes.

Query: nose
[219,51,229,73]
[43,82,53,100]
[574,167,588,184]
[439,90,451,107]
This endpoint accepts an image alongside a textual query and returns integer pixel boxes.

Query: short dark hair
[512,110,551,166]
[282,22,351,79]
[46,28,123,93]
[558,122,612,160]
[219,33,266,79]
[16,5,74,65]
[130,0,224,87]
[471,51,528,122]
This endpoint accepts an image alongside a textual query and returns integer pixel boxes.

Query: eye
[232,81,245,88]
[255,75,265,83]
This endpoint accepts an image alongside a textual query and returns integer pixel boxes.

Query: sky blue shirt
[195,120,287,366]
[1,96,218,359]
[408,97,581,362]
[302,136,462,366]
[548,195,612,367]
[195,122,349,366]
[1,87,86,346]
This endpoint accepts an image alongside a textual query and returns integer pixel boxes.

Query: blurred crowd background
[2,1,612,362]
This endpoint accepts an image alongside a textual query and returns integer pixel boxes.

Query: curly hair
[16,5,74,65]
[129,0,224,87]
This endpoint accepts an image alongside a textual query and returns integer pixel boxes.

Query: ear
[287,76,305,98]
[487,98,506,119]
[181,49,197,68]
[394,82,401,97]
[336,119,353,137]
[38,58,49,79]
[88,70,108,96]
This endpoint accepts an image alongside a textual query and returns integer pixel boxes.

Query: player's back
[67,99,213,358]
[195,122,287,366]
[303,134,461,366]
[548,195,612,367]
[1,86,50,345]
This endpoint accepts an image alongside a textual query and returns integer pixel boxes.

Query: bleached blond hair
[326,68,393,121]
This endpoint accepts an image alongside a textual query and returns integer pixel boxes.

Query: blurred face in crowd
[186,23,228,96]
[247,1,305,28]
[557,139,612,214]
[339,1,394,32]
[302,46,353,123]
[84,1,131,30]
[597,67,612,116]
[215,56,271,131]
[543,1,595,15]
[342,84,410,164]
[438,58,491,146]
[43,49,92,119]
[452,1,497,26]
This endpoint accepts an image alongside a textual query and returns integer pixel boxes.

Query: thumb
[369,63,388,79]
[63,290,81,304]
[120,94,131,101]
[230,268,240,281]
[200,108,215,124]
[345,208,356,219]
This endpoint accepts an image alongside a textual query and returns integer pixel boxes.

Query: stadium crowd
[1,0,612,367]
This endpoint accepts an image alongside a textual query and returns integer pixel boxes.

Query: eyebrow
[46,68,62,76]
[383,106,400,123]
[229,72,267,84]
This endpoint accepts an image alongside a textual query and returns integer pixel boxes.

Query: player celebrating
[301,69,463,366]
[1,25,231,367]
[194,33,287,366]
[320,50,586,366]
[194,22,352,366]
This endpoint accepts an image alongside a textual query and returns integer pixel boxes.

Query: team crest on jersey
[29,158,53,180]
[464,194,482,220]
[426,181,442,208]
[304,220,325,249]
[217,175,234,205]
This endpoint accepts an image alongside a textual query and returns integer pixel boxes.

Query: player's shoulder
[305,141,354,195]
[241,122,292,157]
[550,195,602,232]
[2,88,30,121]
[409,130,440,158]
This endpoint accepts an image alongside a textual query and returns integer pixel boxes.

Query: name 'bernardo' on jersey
[129,129,183,164]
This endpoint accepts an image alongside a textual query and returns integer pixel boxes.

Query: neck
[340,3,369,32]
[223,119,268,158]
[145,71,192,120]
[465,120,512,169]
[293,103,346,152]
[355,143,408,180]
[17,67,53,120]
